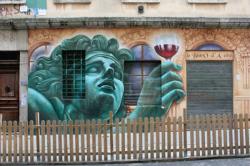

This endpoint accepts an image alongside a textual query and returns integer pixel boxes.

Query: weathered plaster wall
[46,0,250,18]
[1,0,249,18]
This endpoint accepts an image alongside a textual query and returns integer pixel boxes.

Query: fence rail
[0,112,250,163]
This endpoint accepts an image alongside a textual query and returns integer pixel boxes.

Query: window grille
[62,50,85,99]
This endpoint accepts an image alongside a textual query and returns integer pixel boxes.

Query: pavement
[103,158,250,166]
[86,157,250,166]
[3,157,250,166]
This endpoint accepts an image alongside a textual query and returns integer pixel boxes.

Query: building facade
[0,0,249,121]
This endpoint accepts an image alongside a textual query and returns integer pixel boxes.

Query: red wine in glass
[154,44,179,60]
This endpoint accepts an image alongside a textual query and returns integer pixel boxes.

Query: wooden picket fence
[0,112,250,163]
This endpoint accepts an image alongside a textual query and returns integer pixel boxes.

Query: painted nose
[103,67,114,79]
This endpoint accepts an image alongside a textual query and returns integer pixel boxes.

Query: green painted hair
[29,34,134,120]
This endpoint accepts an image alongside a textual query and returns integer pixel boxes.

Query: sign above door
[186,51,234,61]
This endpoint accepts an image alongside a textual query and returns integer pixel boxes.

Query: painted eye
[87,66,99,73]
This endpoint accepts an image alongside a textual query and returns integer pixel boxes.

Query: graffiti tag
[0,5,30,16]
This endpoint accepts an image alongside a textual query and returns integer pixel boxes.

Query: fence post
[173,117,177,158]
[35,112,40,161]
[239,114,244,154]
[91,119,96,161]
[161,117,165,158]
[2,121,6,162]
[245,114,249,154]
[127,119,132,160]
[167,117,171,158]
[0,114,2,163]
[30,121,34,163]
[8,121,13,162]
[75,120,79,162]
[138,117,143,160]
[13,121,18,163]
[0,114,2,124]
[234,114,239,155]
[121,118,126,160]
[24,122,29,162]
[183,108,187,157]
[52,120,57,162]
[97,119,102,161]
[104,121,108,161]
[115,118,119,160]
[69,120,73,161]
[109,111,114,160]
[178,116,183,158]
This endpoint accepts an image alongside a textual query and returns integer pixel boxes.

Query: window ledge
[187,0,227,4]
[53,0,91,4]
[0,0,26,4]
[122,0,160,4]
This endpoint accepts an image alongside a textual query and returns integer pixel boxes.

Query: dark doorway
[187,61,233,116]
[0,51,19,121]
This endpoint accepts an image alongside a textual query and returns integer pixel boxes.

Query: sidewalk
[104,157,250,166]
[3,157,250,166]
[69,157,250,166]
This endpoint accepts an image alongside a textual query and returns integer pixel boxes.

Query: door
[187,61,233,116]
[0,52,19,121]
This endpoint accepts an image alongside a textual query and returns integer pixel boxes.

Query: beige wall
[46,0,250,18]
[0,0,250,18]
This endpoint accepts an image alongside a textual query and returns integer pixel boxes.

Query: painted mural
[28,34,185,121]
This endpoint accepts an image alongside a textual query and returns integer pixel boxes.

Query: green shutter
[26,0,47,9]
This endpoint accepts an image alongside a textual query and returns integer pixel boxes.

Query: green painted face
[84,51,124,119]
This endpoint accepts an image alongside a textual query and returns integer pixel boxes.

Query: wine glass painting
[153,34,180,61]
[154,44,179,60]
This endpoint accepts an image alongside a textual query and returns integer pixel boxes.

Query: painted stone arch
[128,40,149,48]
[188,39,233,51]
[193,42,225,51]
[29,42,52,58]
[130,42,159,60]
[29,42,54,71]
[184,30,235,51]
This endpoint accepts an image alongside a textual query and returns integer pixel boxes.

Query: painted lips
[98,79,115,91]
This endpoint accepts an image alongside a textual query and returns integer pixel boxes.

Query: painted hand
[128,61,185,119]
